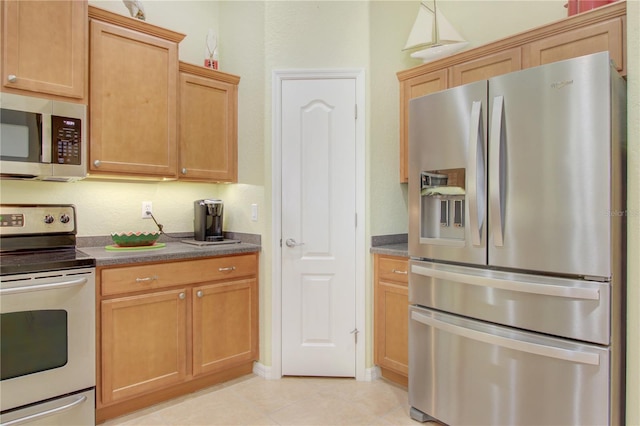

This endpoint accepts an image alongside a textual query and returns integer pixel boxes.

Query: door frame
[270,69,366,380]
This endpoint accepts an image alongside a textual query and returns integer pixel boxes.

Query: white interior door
[281,77,357,377]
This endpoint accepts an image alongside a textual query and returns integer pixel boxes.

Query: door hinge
[350,328,359,344]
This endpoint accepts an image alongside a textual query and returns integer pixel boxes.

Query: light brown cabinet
[192,278,258,376]
[178,62,240,182]
[101,288,188,404]
[374,254,409,387]
[97,253,259,423]
[1,0,87,100]
[397,1,626,183]
[87,6,184,178]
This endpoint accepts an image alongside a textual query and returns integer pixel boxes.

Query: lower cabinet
[374,254,409,387]
[97,253,259,422]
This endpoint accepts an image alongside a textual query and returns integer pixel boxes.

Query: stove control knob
[60,214,71,224]
[44,214,55,224]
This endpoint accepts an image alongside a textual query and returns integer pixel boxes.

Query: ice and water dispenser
[420,168,466,242]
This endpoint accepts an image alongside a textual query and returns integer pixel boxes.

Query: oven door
[0,268,95,412]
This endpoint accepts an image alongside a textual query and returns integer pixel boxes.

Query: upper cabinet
[1,0,87,100]
[397,1,626,183]
[88,6,184,179]
[178,62,240,183]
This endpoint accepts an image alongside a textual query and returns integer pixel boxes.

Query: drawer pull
[196,290,203,298]
[135,275,158,283]
[218,266,236,272]
[392,269,408,275]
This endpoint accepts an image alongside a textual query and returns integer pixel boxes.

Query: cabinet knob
[181,168,187,174]
[7,74,17,83]
[196,290,203,298]
[93,160,101,168]
[179,292,186,300]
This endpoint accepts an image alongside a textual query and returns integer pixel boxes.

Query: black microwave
[0,92,87,181]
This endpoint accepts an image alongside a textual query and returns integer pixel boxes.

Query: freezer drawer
[410,260,610,344]
[409,307,612,426]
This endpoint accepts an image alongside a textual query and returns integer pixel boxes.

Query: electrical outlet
[251,204,258,222]
[141,201,152,219]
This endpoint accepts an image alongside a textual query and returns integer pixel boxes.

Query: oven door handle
[0,277,88,295]
[0,395,87,426]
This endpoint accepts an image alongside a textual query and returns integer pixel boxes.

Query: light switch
[251,204,258,222]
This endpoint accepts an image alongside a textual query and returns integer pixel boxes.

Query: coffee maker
[194,199,224,241]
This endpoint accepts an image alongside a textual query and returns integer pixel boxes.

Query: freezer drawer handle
[0,277,88,296]
[489,95,505,247]
[411,264,600,300]
[411,311,600,366]
[0,395,87,426]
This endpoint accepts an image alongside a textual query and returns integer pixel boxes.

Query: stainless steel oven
[0,204,96,426]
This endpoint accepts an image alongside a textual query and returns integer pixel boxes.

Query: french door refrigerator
[407,52,626,426]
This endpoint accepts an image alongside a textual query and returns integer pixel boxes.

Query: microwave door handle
[467,100,484,246]
[489,95,504,247]
[41,114,52,163]
[411,310,600,366]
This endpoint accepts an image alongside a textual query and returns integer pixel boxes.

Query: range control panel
[0,205,76,235]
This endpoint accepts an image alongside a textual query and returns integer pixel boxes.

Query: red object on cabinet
[566,0,618,16]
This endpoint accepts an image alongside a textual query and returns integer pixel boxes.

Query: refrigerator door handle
[411,264,601,300]
[467,101,484,246]
[411,310,600,366]
[489,95,504,247]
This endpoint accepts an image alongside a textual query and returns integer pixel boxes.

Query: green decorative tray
[105,242,166,251]
[110,231,161,247]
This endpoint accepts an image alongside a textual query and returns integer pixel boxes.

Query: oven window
[0,310,68,381]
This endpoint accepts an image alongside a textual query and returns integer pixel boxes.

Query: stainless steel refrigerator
[407,52,626,426]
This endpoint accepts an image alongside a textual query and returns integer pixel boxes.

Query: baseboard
[252,361,274,379]
[365,366,381,381]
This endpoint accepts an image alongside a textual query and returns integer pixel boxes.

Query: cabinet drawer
[377,256,409,284]
[101,254,258,296]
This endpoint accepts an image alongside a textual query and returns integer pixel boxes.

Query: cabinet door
[89,20,178,177]
[179,64,239,182]
[451,48,522,87]
[192,278,258,376]
[524,17,624,75]
[101,289,188,404]
[374,255,409,384]
[2,0,86,99]
[399,69,447,183]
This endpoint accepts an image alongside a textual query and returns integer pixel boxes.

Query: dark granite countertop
[79,241,260,267]
[369,234,408,258]
[78,232,261,267]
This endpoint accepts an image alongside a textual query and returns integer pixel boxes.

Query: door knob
[285,238,304,248]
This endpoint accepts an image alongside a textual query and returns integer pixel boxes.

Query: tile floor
[102,374,422,426]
